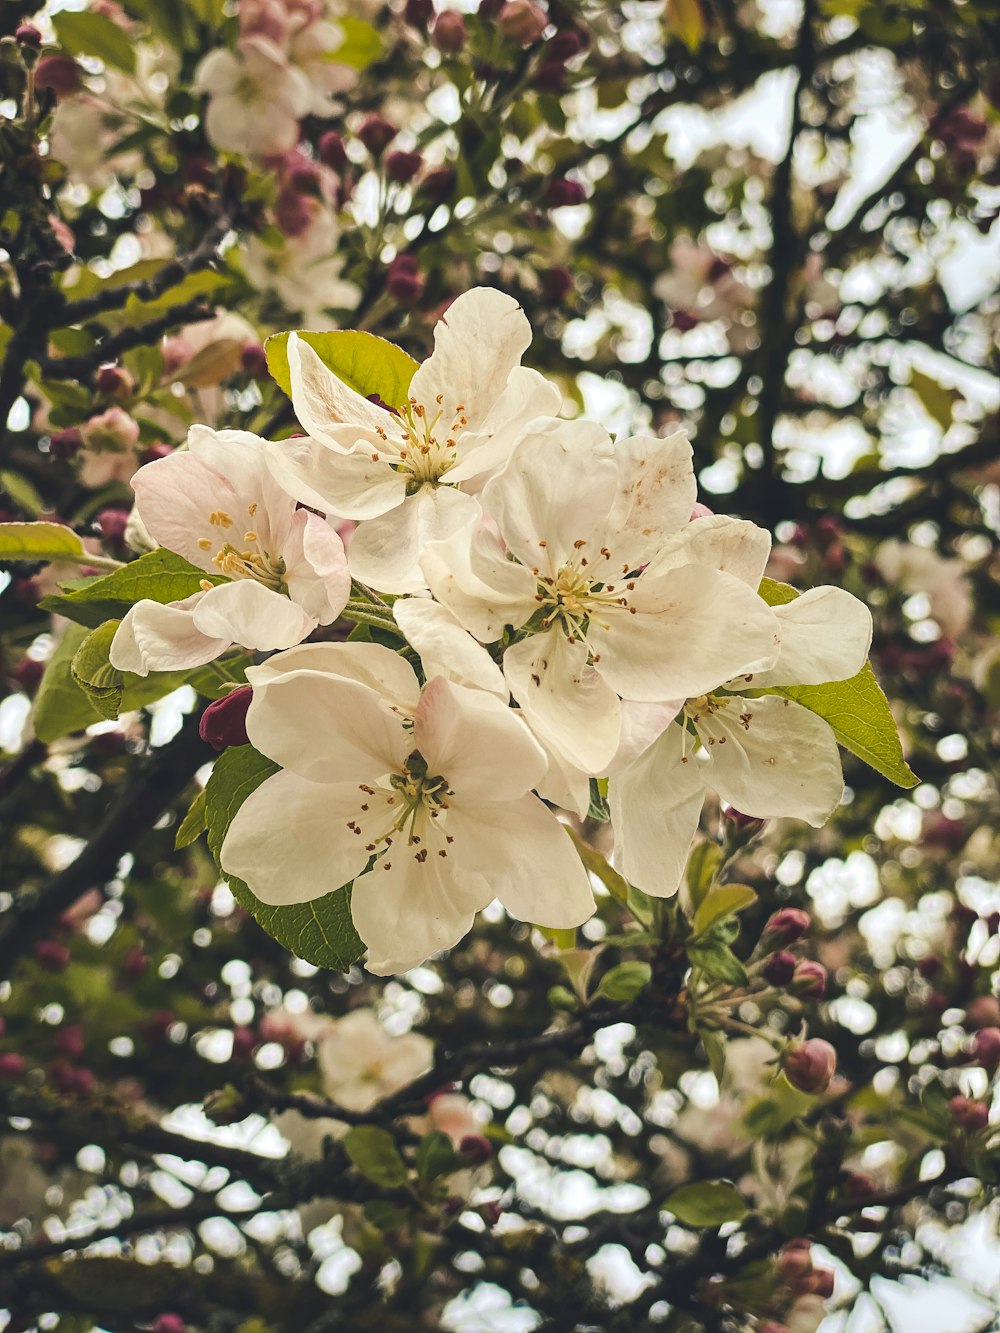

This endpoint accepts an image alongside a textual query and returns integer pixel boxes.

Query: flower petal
[446,366,562,485]
[245,668,410,784]
[609,723,707,897]
[191,580,315,650]
[590,565,781,702]
[348,483,482,594]
[480,416,616,573]
[409,288,532,431]
[421,522,537,642]
[504,627,621,774]
[747,586,873,688]
[265,435,405,520]
[109,594,229,676]
[221,769,388,904]
[131,450,233,572]
[287,332,393,446]
[706,694,845,825]
[529,728,591,819]
[445,794,595,927]
[187,425,295,552]
[603,429,696,569]
[393,597,507,698]
[414,676,546,802]
[247,641,420,712]
[282,510,351,624]
[644,514,772,588]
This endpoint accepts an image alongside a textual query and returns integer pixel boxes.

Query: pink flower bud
[97,507,130,545]
[776,1240,813,1284]
[386,254,425,305]
[152,1317,186,1333]
[782,1038,836,1095]
[16,23,42,48]
[231,1027,257,1060]
[49,426,82,459]
[758,1324,790,1333]
[763,951,797,987]
[404,0,434,24]
[418,166,454,203]
[432,10,468,53]
[0,1053,26,1079]
[35,54,82,96]
[950,1095,989,1133]
[56,1025,85,1060]
[722,805,766,833]
[541,265,574,303]
[94,363,134,398]
[966,995,1000,1029]
[805,1268,835,1299]
[358,115,397,155]
[763,907,811,945]
[546,29,587,59]
[35,940,71,971]
[791,960,828,1000]
[317,130,348,172]
[971,1027,1000,1072]
[199,686,253,752]
[385,149,423,184]
[533,60,566,92]
[498,1,548,46]
[545,177,586,208]
[459,1134,494,1164]
[140,441,173,466]
[15,656,45,694]
[240,342,269,379]
[81,406,140,452]
[840,1169,878,1202]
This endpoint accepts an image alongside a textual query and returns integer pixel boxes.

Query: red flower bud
[317,130,348,172]
[431,11,468,53]
[805,1268,835,1298]
[758,1324,789,1333]
[418,166,455,203]
[152,1317,187,1333]
[723,805,766,833]
[404,0,434,24]
[916,955,940,979]
[533,59,567,92]
[966,995,1000,1029]
[97,507,130,545]
[950,1095,989,1133]
[123,947,149,978]
[480,1200,504,1226]
[16,23,42,48]
[384,149,423,184]
[35,940,71,971]
[971,1026,1000,1072]
[540,265,574,303]
[545,177,586,208]
[231,1026,257,1060]
[140,441,173,466]
[14,656,45,694]
[35,54,82,97]
[776,1239,813,1284]
[459,1134,494,1164]
[49,426,82,459]
[546,29,587,60]
[791,959,828,999]
[56,1025,85,1060]
[840,1169,878,1202]
[763,907,811,945]
[498,1,549,46]
[240,342,269,379]
[199,686,253,752]
[358,114,397,155]
[94,363,134,398]
[146,1009,175,1041]
[782,1038,836,1095]
[0,1053,26,1079]
[386,254,425,305]
[763,951,797,987]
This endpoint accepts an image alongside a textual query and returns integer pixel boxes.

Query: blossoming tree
[0,1,998,1331]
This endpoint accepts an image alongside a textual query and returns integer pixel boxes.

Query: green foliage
[335,16,383,70]
[757,578,918,788]
[52,9,137,73]
[0,520,89,564]
[691,884,757,938]
[39,549,223,629]
[204,745,366,971]
[664,1181,749,1227]
[174,787,207,849]
[343,1126,408,1188]
[595,961,652,1001]
[265,330,418,410]
[416,1131,460,1186]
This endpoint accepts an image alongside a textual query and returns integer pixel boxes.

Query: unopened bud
[139,441,173,466]
[240,342,269,379]
[35,940,71,971]
[480,1200,504,1226]
[81,406,140,452]
[418,166,454,203]
[840,1169,878,1202]
[762,951,797,987]
[541,265,574,303]
[0,1053,27,1079]
[14,656,45,694]
[152,1316,186,1333]
[431,11,468,53]
[384,149,422,184]
[404,0,434,24]
[35,53,82,96]
[776,1239,813,1284]
[357,114,397,155]
[971,1026,1000,1072]
[459,1134,494,1165]
[199,686,252,752]
[231,1026,256,1060]
[317,130,348,171]
[16,23,42,48]
[782,1037,836,1095]
[94,363,134,398]
[723,805,766,833]
[533,60,566,92]
[49,426,82,459]
[763,907,811,945]
[386,253,425,305]
[805,1268,835,1299]
[545,177,586,208]
[123,947,149,978]
[546,29,587,60]
[950,1095,989,1133]
[966,995,1000,1029]
[97,507,130,545]
[498,1,548,46]
[791,959,828,1000]
[56,1025,85,1059]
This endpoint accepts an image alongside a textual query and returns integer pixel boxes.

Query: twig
[36,298,218,384]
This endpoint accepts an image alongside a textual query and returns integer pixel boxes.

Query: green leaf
[53,10,137,73]
[416,1131,459,1186]
[265,330,418,410]
[364,1199,412,1232]
[334,16,383,70]
[71,620,127,720]
[343,1126,408,1188]
[204,745,365,971]
[39,549,223,629]
[595,961,651,1002]
[0,470,46,516]
[175,788,208,850]
[757,578,917,789]
[684,840,723,916]
[0,521,88,565]
[909,369,958,431]
[687,938,748,987]
[664,1181,748,1227]
[33,623,197,742]
[692,884,757,938]
[665,0,706,50]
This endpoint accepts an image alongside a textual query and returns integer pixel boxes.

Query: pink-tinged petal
[447,795,594,927]
[221,769,391,905]
[131,450,234,572]
[247,641,420,713]
[590,565,781,703]
[191,581,315,650]
[393,598,507,698]
[705,694,845,825]
[609,723,707,897]
[409,288,532,432]
[352,814,489,974]
[246,668,411,784]
[414,676,546,802]
[504,627,621,775]
[283,510,351,624]
[187,425,295,553]
[747,586,873,688]
[265,436,405,519]
[480,417,616,573]
[446,366,562,485]
[603,430,696,568]
[348,484,482,595]
[421,522,537,642]
[287,333,392,445]
[644,515,772,588]
[109,594,230,676]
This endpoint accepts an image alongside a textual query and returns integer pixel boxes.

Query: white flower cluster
[110,288,873,973]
